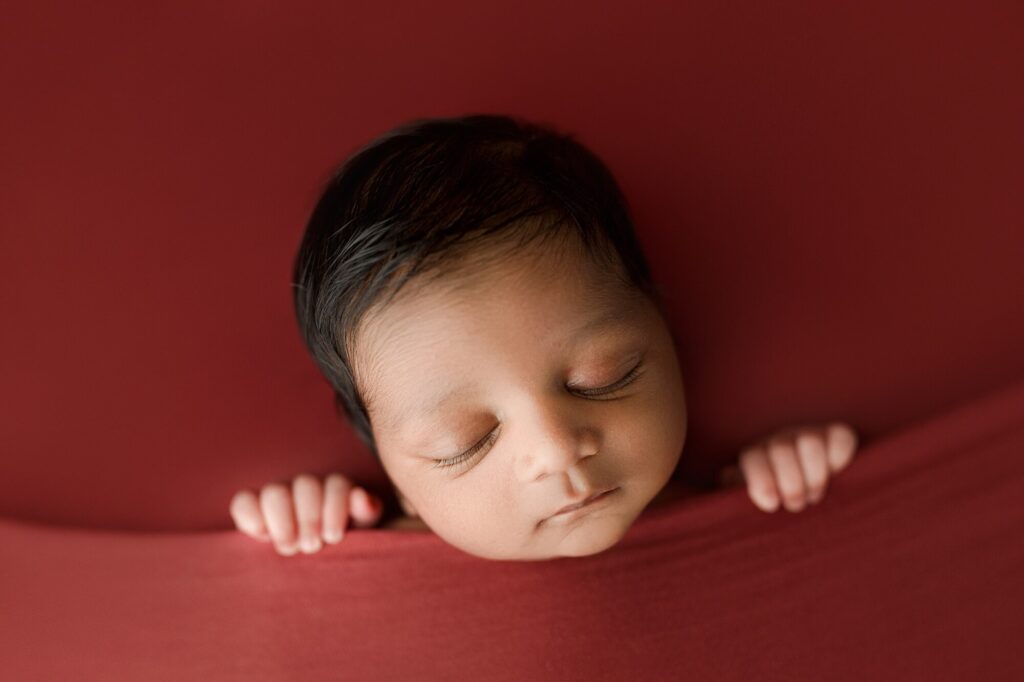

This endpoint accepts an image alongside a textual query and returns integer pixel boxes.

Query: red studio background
[2,2,1022,680]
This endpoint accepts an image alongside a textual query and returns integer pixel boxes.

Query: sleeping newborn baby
[230,114,858,561]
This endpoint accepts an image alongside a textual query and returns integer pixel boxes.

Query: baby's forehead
[354,228,636,355]
[365,241,628,337]
[356,266,645,419]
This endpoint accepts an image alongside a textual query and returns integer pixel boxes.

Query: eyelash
[431,361,644,472]
[433,429,500,472]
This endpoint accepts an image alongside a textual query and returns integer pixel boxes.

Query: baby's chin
[546,522,629,559]
[445,514,634,562]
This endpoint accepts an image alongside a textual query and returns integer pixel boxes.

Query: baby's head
[292,114,687,560]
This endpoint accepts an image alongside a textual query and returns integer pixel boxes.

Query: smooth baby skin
[231,422,858,553]
[231,236,858,558]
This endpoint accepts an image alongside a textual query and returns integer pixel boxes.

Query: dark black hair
[291,113,662,459]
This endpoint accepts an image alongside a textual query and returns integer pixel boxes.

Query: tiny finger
[229,490,270,541]
[292,474,324,554]
[349,487,384,528]
[260,483,299,556]
[794,431,830,504]
[765,438,808,512]
[738,448,780,512]
[322,474,352,544]
[826,422,859,473]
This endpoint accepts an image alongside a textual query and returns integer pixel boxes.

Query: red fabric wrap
[3,377,1022,680]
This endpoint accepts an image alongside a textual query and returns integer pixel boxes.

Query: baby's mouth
[543,486,619,521]
[535,487,620,530]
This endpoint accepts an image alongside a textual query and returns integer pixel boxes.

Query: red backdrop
[1,2,1021,534]
[3,3,1023,681]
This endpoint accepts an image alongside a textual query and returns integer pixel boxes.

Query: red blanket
[4,376,1022,681]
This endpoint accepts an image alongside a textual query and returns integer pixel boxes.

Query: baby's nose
[516,403,599,481]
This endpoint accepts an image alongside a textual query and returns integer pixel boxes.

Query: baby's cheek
[430,508,534,561]
[623,391,684,469]
[605,389,685,512]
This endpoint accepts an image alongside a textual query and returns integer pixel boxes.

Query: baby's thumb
[349,487,384,528]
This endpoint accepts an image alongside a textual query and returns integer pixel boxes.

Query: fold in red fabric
[3,376,1022,681]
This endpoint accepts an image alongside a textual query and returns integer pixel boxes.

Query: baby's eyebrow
[391,300,644,437]
[565,300,640,347]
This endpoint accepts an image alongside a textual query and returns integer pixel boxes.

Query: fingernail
[300,536,322,554]
[324,528,343,544]
[276,542,298,556]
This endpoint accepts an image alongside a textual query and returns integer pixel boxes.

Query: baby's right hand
[229,473,384,556]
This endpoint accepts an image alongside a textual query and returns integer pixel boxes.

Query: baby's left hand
[718,422,859,513]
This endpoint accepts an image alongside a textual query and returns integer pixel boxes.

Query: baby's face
[353,239,687,560]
